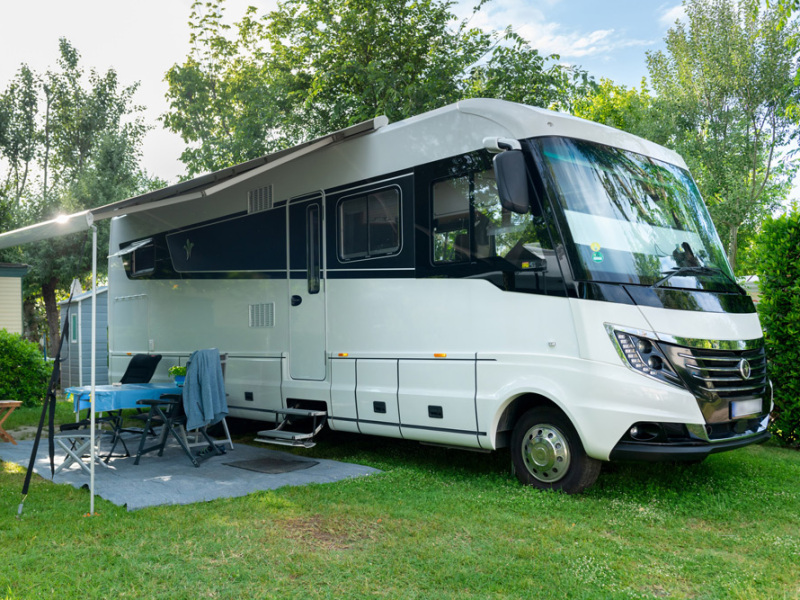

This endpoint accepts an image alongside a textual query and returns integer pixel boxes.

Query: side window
[433,168,547,270]
[338,188,401,261]
[307,204,321,294]
[432,177,470,263]
[70,313,78,343]
[131,243,155,277]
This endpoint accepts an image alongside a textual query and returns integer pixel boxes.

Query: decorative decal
[184,239,194,261]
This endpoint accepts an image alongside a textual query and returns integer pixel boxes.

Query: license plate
[731,398,762,419]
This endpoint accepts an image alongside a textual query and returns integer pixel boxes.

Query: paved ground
[0,432,379,511]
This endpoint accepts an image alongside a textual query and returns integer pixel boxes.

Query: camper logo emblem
[737,358,751,380]
[184,239,194,261]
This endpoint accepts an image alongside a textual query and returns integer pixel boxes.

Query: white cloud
[457,0,651,60]
[659,4,687,28]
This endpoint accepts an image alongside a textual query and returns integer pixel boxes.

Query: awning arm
[108,237,153,258]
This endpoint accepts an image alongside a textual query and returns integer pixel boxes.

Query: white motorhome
[106,99,770,493]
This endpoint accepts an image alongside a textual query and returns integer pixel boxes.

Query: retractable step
[255,407,327,448]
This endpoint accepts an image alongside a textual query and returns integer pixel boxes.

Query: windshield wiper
[652,266,736,289]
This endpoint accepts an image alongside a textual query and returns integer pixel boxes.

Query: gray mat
[224,456,319,474]
[0,435,379,511]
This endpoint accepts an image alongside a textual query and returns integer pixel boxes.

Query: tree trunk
[728,225,739,274]
[21,299,43,345]
[41,278,61,360]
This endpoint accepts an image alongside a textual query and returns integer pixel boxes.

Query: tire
[511,406,601,494]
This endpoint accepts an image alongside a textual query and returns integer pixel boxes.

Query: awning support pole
[89,224,97,516]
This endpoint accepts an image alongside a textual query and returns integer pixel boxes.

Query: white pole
[89,225,97,515]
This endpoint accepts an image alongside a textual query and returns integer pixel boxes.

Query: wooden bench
[0,401,22,445]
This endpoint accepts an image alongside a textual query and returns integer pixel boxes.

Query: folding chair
[53,431,110,475]
[134,349,228,468]
[184,353,234,450]
[120,354,163,384]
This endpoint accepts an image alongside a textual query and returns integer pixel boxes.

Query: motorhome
[105,99,770,493]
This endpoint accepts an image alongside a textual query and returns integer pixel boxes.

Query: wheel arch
[493,392,567,449]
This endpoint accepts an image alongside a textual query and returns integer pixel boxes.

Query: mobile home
[104,99,769,493]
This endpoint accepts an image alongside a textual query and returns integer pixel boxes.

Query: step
[255,428,316,448]
[271,408,327,419]
[256,429,315,441]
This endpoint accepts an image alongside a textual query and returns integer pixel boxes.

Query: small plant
[0,329,52,406]
[168,365,187,377]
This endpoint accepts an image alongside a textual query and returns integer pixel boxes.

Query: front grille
[678,346,767,399]
[659,342,769,424]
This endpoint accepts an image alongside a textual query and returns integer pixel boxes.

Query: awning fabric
[0,116,388,251]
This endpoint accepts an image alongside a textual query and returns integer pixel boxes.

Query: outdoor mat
[0,436,379,511]
[224,456,319,474]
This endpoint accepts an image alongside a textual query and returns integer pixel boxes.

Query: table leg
[0,403,21,445]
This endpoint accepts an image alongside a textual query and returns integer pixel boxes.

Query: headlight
[606,326,684,388]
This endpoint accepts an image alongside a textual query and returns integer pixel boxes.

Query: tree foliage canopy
[164,0,595,177]
[646,0,798,272]
[0,39,162,353]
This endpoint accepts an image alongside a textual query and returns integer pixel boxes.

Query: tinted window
[433,169,546,269]
[338,188,401,261]
[132,244,155,276]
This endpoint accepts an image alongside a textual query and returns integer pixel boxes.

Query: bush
[0,329,52,407]
[754,211,800,447]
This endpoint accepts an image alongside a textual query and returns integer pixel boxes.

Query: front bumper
[609,416,771,462]
[609,429,771,462]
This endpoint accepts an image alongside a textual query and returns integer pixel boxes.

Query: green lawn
[1,406,799,599]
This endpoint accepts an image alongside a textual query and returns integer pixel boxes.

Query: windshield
[529,137,735,290]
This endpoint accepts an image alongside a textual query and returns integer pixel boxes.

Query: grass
[1,403,799,599]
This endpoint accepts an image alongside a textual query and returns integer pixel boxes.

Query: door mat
[224,456,319,474]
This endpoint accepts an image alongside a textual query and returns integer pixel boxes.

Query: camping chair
[120,353,163,384]
[53,432,111,476]
[133,349,228,468]
[59,353,164,463]
[184,353,234,450]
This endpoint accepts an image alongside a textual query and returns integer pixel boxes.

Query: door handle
[291,295,302,306]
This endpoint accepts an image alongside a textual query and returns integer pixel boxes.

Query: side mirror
[493,150,530,214]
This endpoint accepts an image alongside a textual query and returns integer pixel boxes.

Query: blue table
[58,383,182,473]
[66,383,182,413]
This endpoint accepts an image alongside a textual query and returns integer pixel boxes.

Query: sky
[0,0,685,184]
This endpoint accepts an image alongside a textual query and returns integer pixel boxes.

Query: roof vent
[248,185,273,213]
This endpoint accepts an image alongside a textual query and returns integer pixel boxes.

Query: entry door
[288,196,327,380]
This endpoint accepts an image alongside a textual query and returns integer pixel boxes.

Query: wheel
[511,406,601,494]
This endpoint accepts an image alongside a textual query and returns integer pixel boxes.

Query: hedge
[754,210,800,447]
[0,329,52,407]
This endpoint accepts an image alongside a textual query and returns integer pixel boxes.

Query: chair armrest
[59,420,90,432]
[136,396,178,407]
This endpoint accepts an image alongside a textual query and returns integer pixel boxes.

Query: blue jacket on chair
[183,348,228,431]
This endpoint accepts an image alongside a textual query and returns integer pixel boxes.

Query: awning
[0,211,94,250]
[0,116,388,251]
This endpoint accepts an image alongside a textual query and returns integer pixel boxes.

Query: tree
[572,78,659,140]
[463,33,595,113]
[163,0,594,176]
[0,65,39,212]
[646,0,798,272]
[0,39,159,356]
